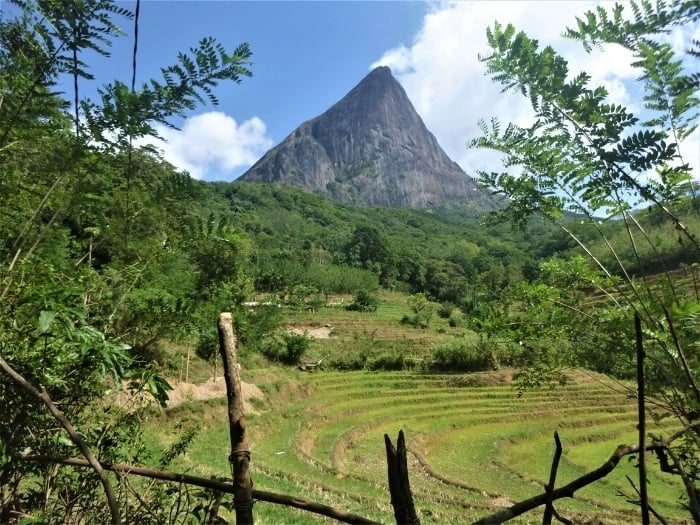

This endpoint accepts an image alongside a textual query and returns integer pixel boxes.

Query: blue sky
[130,1,427,145]
[70,1,429,179]
[14,0,699,182]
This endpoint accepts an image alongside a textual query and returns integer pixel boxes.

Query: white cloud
[145,112,273,180]
[372,0,697,180]
[372,1,595,175]
[663,20,700,56]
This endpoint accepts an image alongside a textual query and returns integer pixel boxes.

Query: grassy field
[143,292,689,524]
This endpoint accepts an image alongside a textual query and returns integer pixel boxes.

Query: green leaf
[57,435,74,447]
[38,310,56,334]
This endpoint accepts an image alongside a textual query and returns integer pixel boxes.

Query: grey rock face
[239,66,496,209]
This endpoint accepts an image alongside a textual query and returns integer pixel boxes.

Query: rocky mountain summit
[239,66,497,209]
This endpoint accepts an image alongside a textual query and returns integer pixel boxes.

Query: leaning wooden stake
[635,313,650,525]
[542,432,563,525]
[218,312,254,524]
[385,430,420,525]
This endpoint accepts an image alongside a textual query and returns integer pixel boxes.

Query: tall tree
[343,225,397,287]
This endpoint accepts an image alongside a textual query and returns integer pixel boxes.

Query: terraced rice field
[154,369,687,524]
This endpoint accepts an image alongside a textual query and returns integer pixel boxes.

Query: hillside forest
[1,0,699,524]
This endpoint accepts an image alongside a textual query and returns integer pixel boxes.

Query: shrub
[280,332,311,364]
[326,351,367,371]
[345,290,379,312]
[438,303,454,319]
[287,284,318,306]
[431,340,498,372]
[261,331,311,364]
[229,302,282,354]
[366,352,406,371]
[402,293,434,328]
[195,327,218,362]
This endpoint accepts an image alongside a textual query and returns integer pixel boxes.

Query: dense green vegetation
[0,0,698,523]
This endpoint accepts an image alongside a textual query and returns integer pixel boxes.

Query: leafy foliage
[346,290,379,313]
[0,0,254,521]
[262,331,311,365]
[472,1,700,520]
[3,0,699,521]
[82,37,251,145]
[401,293,435,329]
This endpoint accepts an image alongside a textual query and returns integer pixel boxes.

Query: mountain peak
[350,66,399,103]
[359,65,396,89]
[366,64,392,78]
[239,68,497,210]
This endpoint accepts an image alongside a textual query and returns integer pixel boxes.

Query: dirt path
[166,377,265,414]
[289,325,332,338]
[134,324,329,413]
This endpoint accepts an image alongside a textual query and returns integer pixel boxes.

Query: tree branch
[472,441,669,524]
[662,306,700,410]
[22,455,381,525]
[542,431,563,525]
[623,475,669,525]
[658,446,700,524]
[0,355,121,525]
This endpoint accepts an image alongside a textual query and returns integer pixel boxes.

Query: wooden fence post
[218,312,254,524]
[385,430,420,525]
